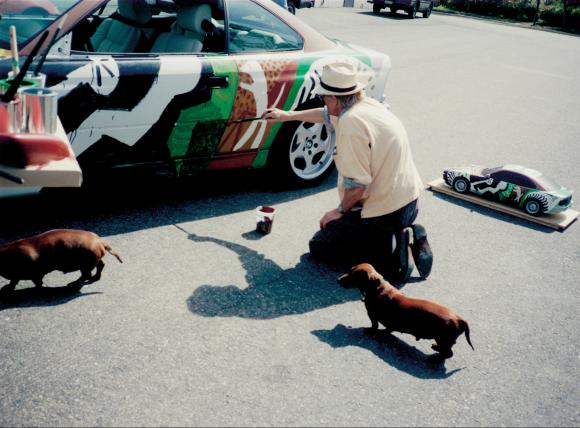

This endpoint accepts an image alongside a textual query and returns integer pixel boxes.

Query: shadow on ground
[312,323,463,379]
[428,191,563,233]
[0,283,101,311]
[0,168,336,241]
[184,231,360,319]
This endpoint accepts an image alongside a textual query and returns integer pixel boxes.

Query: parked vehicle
[287,0,315,15]
[271,0,295,14]
[443,164,574,216]
[0,0,391,196]
[368,0,438,18]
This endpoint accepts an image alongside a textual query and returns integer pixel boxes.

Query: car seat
[90,0,153,53]
[150,4,211,53]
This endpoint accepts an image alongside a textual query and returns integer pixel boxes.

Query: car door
[491,170,536,205]
[39,0,237,179]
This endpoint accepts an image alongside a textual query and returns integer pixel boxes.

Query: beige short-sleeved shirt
[333,97,423,218]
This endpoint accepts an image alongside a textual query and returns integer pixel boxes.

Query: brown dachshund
[338,263,473,359]
[0,229,122,293]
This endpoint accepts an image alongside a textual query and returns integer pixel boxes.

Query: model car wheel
[373,4,381,14]
[523,195,547,216]
[423,2,433,17]
[452,177,470,194]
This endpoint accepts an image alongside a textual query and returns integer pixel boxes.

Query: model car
[0,0,391,196]
[443,164,574,216]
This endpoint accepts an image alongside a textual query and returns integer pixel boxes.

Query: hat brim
[312,81,367,96]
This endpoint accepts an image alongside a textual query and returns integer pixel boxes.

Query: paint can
[0,76,39,96]
[22,88,58,135]
[256,205,276,234]
[0,99,23,133]
[7,71,47,88]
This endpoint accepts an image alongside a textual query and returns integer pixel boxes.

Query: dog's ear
[364,266,384,289]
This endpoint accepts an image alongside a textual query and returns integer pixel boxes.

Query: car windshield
[0,0,82,51]
[481,166,502,176]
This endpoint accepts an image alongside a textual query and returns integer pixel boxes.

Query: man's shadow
[185,231,360,319]
[312,324,463,379]
[0,282,101,311]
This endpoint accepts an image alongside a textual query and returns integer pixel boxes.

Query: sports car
[0,0,391,195]
[443,164,574,216]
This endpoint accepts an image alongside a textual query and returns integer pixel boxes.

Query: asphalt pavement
[0,7,579,427]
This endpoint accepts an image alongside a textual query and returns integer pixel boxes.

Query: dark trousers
[309,199,418,275]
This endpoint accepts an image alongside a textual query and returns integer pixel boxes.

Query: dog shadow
[0,282,101,311]
[312,324,463,379]
[185,232,359,319]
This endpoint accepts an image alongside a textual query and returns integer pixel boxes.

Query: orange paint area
[216,59,299,156]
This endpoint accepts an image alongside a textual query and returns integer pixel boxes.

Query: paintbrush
[9,25,20,76]
[33,15,66,76]
[225,117,265,125]
[1,30,49,103]
[0,168,24,185]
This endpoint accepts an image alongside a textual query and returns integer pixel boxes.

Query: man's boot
[411,224,433,279]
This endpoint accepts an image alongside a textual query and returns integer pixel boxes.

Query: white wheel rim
[288,122,334,181]
[455,179,467,192]
[527,201,539,214]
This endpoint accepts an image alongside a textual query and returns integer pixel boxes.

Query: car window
[491,171,537,189]
[227,0,302,53]
[0,0,81,50]
[69,0,227,55]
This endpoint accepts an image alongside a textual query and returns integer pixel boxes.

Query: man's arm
[262,107,325,124]
[320,186,366,230]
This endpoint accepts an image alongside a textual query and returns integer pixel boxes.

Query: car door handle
[207,76,229,89]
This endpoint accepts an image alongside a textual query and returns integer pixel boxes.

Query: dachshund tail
[461,319,474,350]
[103,243,123,263]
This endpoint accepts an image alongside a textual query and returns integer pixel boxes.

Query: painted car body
[0,0,391,195]
[443,164,574,216]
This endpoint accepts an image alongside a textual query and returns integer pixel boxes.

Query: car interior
[67,0,302,55]
[69,0,227,54]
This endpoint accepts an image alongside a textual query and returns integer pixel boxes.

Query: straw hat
[312,61,367,96]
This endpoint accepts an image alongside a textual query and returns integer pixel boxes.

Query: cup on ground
[256,205,276,234]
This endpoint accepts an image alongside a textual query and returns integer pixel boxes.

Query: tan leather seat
[150,4,211,53]
[90,0,152,53]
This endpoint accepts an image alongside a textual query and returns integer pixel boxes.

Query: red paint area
[0,133,73,168]
[207,152,256,170]
[218,60,299,154]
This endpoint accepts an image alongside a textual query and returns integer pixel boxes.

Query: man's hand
[320,208,343,230]
[262,108,291,122]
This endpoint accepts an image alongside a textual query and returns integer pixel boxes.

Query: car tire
[423,2,433,18]
[288,5,296,14]
[523,195,548,216]
[408,2,418,18]
[373,4,381,14]
[452,177,470,194]
[268,101,335,188]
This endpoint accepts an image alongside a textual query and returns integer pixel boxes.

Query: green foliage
[441,0,534,20]
[439,0,580,30]
[539,3,580,29]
